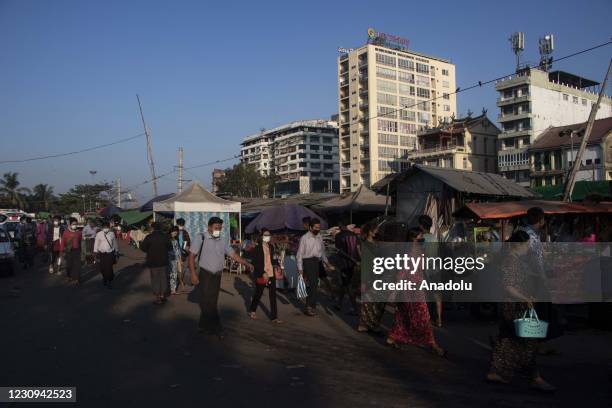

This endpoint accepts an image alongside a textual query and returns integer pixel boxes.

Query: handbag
[256,276,269,286]
[297,274,308,300]
[514,308,549,338]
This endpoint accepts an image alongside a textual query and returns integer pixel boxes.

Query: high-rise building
[338,30,457,192]
[496,68,612,186]
[240,119,339,195]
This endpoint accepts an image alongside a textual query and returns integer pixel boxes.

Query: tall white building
[496,68,612,186]
[240,120,339,195]
[338,30,457,192]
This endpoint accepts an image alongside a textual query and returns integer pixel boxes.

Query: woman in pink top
[60,217,83,286]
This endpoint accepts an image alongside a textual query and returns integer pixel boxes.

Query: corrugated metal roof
[372,164,534,198]
[531,117,612,151]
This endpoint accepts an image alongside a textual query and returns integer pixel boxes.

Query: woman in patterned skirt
[487,230,555,392]
[357,221,386,333]
[386,228,446,357]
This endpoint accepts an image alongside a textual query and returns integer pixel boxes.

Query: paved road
[1,241,611,407]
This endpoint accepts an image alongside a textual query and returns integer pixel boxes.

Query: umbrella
[245,203,327,233]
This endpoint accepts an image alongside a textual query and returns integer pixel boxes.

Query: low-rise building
[211,168,225,193]
[529,117,612,187]
[407,113,500,172]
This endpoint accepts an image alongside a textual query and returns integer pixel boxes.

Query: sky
[1,0,610,204]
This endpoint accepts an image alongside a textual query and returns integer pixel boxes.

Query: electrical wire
[0,133,146,165]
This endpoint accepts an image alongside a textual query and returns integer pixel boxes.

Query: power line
[0,133,146,165]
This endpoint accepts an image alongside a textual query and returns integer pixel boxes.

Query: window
[377,106,397,119]
[562,94,568,101]
[398,83,413,96]
[377,92,397,106]
[310,136,319,142]
[310,154,319,159]
[572,96,579,104]
[310,163,321,169]
[442,80,449,88]
[400,135,416,147]
[310,145,319,151]
[378,119,398,132]
[376,66,396,80]
[399,96,415,108]
[322,145,332,152]
[323,154,332,160]
[324,163,334,169]
[378,146,398,158]
[417,101,429,111]
[398,58,414,71]
[416,75,429,87]
[442,69,449,76]
[463,157,467,169]
[399,122,416,134]
[417,88,430,98]
[376,53,396,67]
[378,160,392,172]
[416,63,429,74]
[581,98,587,106]
[443,104,450,112]
[376,79,397,93]
[417,112,431,124]
[400,109,416,121]
[378,133,398,145]
[442,93,450,100]
[595,158,601,165]
[298,153,306,158]
[398,71,414,83]
[322,137,332,143]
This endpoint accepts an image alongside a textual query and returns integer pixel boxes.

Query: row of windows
[562,94,589,106]
[498,152,529,167]
[377,119,418,134]
[378,160,411,172]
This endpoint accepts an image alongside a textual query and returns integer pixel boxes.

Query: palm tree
[32,183,55,211]
[0,172,31,209]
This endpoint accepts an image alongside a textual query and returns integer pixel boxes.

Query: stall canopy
[153,182,241,239]
[453,200,612,220]
[119,209,153,226]
[140,193,175,212]
[245,203,327,233]
[313,185,387,214]
[97,205,122,218]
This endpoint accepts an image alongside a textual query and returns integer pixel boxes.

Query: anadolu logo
[367,28,377,39]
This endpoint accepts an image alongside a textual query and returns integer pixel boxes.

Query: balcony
[408,144,465,158]
[495,71,532,91]
[498,111,531,122]
[496,94,530,106]
[499,128,532,139]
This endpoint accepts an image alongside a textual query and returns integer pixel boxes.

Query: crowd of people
[12,206,598,394]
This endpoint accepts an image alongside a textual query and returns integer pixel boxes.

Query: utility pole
[562,60,611,202]
[136,94,159,197]
[117,177,121,208]
[178,147,184,193]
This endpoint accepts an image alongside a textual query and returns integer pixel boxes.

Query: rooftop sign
[367,27,410,50]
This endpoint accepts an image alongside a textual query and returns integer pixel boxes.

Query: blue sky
[1,0,610,203]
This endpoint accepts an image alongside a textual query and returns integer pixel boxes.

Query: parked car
[0,225,15,276]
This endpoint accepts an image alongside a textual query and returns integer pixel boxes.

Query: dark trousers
[198,268,222,333]
[150,266,168,297]
[249,278,277,320]
[98,252,115,283]
[303,257,319,309]
[66,249,82,281]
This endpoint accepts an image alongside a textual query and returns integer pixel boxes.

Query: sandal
[486,372,510,385]
[272,319,284,324]
[249,312,257,320]
[431,345,447,358]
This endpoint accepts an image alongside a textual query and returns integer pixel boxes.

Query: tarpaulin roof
[119,210,153,226]
[234,193,338,215]
[97,205,122,218]
[453,200,612,220]
[313,185,387,213]
[140,193,175,211]
[531,180,611,201]
[153,182,240,213]
[245,203,327,233]
[372,164,534,198]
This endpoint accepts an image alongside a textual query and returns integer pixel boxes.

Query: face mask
[178,226,184,230]
[103,228,110,233]
[212,230,221,238]
[53,221,59,226]
[263,236,271,243]
[70,224,77,231]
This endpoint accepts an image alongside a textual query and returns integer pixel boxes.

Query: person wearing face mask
[47,216,65,274]
[94,220,118,288]
[296,218,332,317]
[16,216,36,270]
[175,218,191,290]
[188,217,253,337]
[248,228,282,323]
[168,226,182,295]
[60,217,83,286]
[140,222,172,304]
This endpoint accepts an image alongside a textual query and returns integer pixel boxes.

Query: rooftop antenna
[538,34,554,72]
[509,32,525,72]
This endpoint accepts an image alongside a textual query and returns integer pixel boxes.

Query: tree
[0,172,30,209]
[50,182,113,215]
[31,184,55,212]
[217,163,273,198]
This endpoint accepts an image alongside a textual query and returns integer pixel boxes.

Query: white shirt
[296,231,328,270]
[94,230,117,253]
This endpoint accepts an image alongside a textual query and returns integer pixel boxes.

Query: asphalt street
[1,241,611,408]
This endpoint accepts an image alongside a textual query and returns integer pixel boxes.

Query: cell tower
[509,32,525,72]
[538,34,554,72]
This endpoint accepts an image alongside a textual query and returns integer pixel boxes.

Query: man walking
[16,216,36,269]
[189,217,253,337]
[94,220,117,288]
[334,222,359,314]
[176,218,191,289]
[82,219,98,265]
[140,222,172,305]
[47,215,64,274]
[297,218,332,316]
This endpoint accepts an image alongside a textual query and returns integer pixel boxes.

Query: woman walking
[60,218,82,286]
[248,228,282,323]
[386,228,446,357]
[487,230,555,392]
[168,226,182,295]
[357,221,386,333]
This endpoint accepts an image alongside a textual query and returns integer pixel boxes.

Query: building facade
[211,168,225,193]
[407,113,500,172]
[338,41,457,192]
[529,117,612,187]
[240,120,339,195]
[496,68,612,186]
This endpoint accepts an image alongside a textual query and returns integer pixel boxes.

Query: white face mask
[103,228,110,233]
[53,221,59,226]
[262,236,271,243]
[70,224,77,231]
[178,226,184,230]
[211,230,221,238]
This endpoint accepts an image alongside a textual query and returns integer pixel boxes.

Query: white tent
[153,182,241,241]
